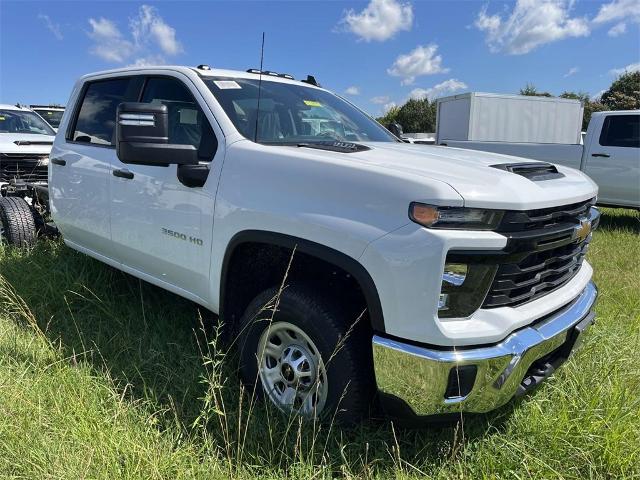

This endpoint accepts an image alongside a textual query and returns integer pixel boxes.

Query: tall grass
[0,208,638,479]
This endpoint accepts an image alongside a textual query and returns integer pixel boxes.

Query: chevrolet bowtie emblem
[574,217,592,243]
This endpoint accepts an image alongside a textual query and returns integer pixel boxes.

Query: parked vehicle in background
[403,132,435,145]
[0,104,54,244]
[436,93,639,209]
[384,123,435,144]
[3,65,600,424]
[30,104,65,131]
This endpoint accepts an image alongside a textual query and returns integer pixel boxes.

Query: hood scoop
[491,162,564,181]
[14,140,54,146]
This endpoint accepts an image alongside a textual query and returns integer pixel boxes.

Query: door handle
[51,158,66,166]
[591,153,610,158]
[113,168,134,180]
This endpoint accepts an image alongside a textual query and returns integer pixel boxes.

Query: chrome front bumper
[372,281,598,417]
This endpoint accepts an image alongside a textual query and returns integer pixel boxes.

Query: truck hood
[348,142,598,210]
[0,133,55,155]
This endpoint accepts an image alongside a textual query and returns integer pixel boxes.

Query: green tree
[601,71,640,110]
[394,98,436,133]
[560,91,590,103]
[376,105,400,127]
[520,83,553,97]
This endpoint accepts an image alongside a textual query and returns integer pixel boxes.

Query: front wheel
[237,286,375,423]
[0,197,37,247]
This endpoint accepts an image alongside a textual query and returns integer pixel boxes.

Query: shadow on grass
[597,208,640,234]
[0,240,518,475]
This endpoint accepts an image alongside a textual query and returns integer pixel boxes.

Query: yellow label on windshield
[47,112,52,115]
[304,100,322,107]
[0,116,5,121]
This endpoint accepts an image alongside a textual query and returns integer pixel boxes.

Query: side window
[70,78,132,146]
[141,77,217,161]
[599,115,640,148]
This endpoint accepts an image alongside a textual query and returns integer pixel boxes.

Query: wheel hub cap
[257,322,328,417]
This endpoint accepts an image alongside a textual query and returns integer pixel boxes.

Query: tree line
[377,71,639,133]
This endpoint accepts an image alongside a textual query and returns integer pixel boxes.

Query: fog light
[439,263,467,312]
[437,261,497,319]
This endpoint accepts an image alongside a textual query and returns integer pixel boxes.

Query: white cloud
[607,22,627,36]
[382,102,397,113]
[340,0,413,42]
[88,17,134,62]
[609,62,640,76]
[130,55,167,67]
[88,5,181,63]
[474,0,589,55]
[593,0,640,25]
[130,5,182,56]
[371,95,390,104]
[563,66,579,77]
[345,86,360,95]
[38,14,63,40]
[408,78,468,101]
[387,44,449,85]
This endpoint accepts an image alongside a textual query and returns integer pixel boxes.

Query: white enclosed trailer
[436,92,583,145]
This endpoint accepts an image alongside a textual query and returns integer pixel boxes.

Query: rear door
[584,114,640,207]
[50,76,141,254]
[109,74,220,300]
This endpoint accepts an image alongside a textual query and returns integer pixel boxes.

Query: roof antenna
[254,32,265,143]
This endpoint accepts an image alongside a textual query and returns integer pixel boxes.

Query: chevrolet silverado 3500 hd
[25,65,600,422]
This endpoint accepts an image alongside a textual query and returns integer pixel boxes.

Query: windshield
[0,109,56,135]
[205,77,396,144]
[33,109,64,128]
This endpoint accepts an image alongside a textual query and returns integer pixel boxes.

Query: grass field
[0,208,638,479]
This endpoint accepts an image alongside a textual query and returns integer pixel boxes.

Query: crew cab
[6,66,601,422]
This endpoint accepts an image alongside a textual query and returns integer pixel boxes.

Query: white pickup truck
[435,94,639,209]
[1,66,601,423]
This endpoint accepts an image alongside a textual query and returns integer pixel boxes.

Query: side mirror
[386,122,404,139]
[116,102,198,166]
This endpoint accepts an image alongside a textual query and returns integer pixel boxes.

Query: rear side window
[141,77,217,161]
[70,78,132,146]
[599,115,640,148]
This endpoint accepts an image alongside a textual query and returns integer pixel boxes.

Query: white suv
[38,65,602,422]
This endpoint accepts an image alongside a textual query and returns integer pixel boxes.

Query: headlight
[438,261,497,318]
[409,203,503,230]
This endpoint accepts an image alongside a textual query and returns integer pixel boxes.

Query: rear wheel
[237,285,375,423]
[0,197,37,247]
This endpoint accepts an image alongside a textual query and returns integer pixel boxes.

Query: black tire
[237,285,375,423]
[0,197,37,247]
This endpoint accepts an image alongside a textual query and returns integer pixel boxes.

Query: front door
[585,114,640,207]
[51,77,140,254]
[109,74,220,301]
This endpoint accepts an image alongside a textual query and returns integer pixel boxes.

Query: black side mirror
[386,122,404,139]
[116,102,198,166]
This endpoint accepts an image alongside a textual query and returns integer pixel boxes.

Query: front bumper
[372,281,597,417]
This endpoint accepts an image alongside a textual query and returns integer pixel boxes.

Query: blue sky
[1,0,638,115]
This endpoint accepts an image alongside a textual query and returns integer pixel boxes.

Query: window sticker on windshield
[214,80,242,89]
[304,100,322,107]
[0,116,5,121]
[47,112,52,115]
